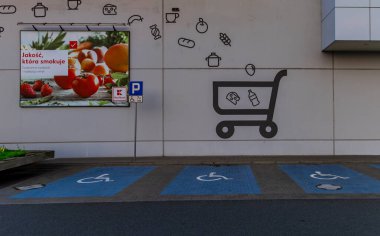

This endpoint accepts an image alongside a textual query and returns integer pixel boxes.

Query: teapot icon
[32,3,48,18]
[206,52,221,67]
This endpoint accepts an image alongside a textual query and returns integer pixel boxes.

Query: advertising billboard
[20,30,130,107]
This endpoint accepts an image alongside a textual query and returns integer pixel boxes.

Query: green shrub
[0,146,27,160]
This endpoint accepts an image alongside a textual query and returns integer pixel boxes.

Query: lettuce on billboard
[20,31,130,107]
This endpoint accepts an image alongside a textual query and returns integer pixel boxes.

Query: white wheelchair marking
[310,171,350,180]
[77,174,115,184]
[196,172,233,182]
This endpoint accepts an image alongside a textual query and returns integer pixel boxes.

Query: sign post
[129,81,143,103]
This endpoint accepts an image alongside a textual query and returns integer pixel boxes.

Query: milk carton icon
[32,3,48,17]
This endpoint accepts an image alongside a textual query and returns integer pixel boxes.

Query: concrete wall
[0,0,379,157]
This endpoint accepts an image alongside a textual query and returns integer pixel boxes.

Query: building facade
[0,0,379,158]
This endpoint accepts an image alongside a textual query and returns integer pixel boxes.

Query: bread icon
[178,38,195,48]
[0,5,17,14]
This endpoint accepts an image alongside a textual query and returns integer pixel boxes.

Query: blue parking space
[12,166,155,199]
[280,165,380,194]
[161,165,260,195]
[372,164,380,170]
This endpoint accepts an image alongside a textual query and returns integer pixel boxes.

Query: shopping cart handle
[273,70,287,85]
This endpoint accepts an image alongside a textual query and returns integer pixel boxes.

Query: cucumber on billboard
[20,31,130,107]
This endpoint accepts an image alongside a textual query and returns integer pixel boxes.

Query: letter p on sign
[129,81,143,96]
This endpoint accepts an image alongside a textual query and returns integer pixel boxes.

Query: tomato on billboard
[20,31,130,107]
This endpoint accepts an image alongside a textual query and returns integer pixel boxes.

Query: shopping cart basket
[213,70,287,139]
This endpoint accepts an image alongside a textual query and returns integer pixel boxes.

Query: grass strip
[0,150,27,161]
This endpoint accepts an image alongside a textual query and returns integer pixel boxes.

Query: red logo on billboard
[112,87,127,103]
[69,41,78,49]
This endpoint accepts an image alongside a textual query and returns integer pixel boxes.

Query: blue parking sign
[129,81,143,96]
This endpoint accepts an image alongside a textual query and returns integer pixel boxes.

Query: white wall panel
[0,70,23,142]
[136,70,163,141]
[164,0,331,69]
[164,69,333,141]
[335,8,370,41]
[371,8,380,40]
[136,141,163,157]
[322,0,335,20]
[165,141,334,156]
[322,11,335,51]
[335,0,370,7]
[335,70,380,140]
[335,141,380,155]
[334,53,380,69]
[372,0,380,7]
[321,0,380,51]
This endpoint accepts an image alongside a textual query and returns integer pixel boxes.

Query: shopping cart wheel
[216,122,235,139]
[259,122,278,139]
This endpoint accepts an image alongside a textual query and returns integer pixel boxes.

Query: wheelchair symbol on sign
[310,171,350,180]
[77,174,115,184]
[196,172,233,182]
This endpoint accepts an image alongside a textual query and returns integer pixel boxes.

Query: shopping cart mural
[213,70,287,139]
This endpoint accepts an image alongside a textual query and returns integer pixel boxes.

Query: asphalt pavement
[1,200,380,236]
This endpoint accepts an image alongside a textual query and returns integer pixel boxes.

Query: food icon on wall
[20,31,130,107]
[219,33,231,47]
[226,92,240,105]
[103,4,117,15]
[213,70,287,139]
[127,15,144,26]
[67,0,82,10]
[150,24,161,40]
[206,52,221,67]
[166,8,180,23]
[245,64,256,77]
[248,89,260,107]
[196,18,208,34]
[32,3,48,18]
[178,37,195,48]
[0,5,17,14]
